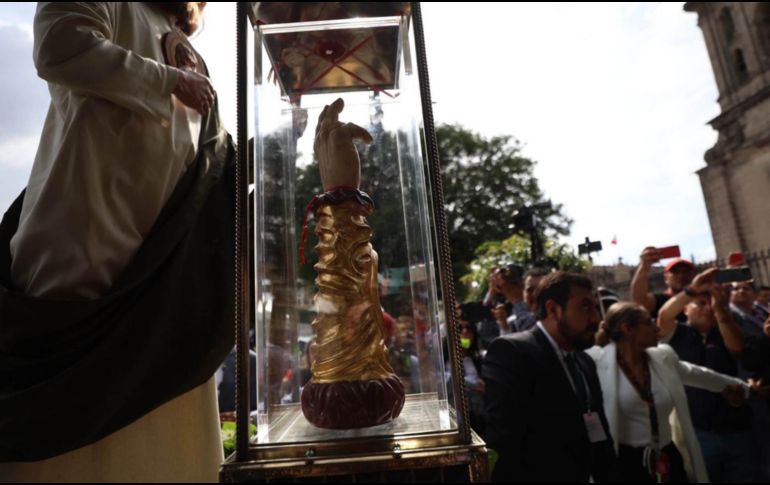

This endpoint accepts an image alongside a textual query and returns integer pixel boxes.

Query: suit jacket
[483,327,620,482]
[586,343,727,483]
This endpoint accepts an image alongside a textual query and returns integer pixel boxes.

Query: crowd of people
[459,249,770,483]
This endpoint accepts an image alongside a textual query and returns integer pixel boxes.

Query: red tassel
[298,186,366,266]
[299,195,319,266]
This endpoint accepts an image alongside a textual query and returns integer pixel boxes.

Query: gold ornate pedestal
[220,395,489,482]
[301,192,405,429]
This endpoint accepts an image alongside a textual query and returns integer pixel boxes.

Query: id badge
[583,412,607,443]
[656,451,671,483]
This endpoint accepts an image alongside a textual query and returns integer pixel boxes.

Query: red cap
[664,258,695,273]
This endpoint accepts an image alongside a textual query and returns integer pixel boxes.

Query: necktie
[564,353,588,412]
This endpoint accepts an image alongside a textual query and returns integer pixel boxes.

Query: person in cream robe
[1,3,223,482]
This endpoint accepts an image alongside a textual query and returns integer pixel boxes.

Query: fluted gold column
[301,191,405,429]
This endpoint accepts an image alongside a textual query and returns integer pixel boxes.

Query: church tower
[685,2,770,281]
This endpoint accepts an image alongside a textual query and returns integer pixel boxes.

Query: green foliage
[437,125,572,298]
[221,421,258,458]
[488,448,499,476]
[460,233,589,301]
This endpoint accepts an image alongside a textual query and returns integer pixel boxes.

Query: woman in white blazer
[586,302,748,483]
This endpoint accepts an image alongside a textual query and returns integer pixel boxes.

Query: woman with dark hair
[587,302,748,483]
[0,2,230,481]
[450,304,486,438]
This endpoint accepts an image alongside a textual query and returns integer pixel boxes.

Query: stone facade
[685,2,770,258]
[588,263,666,300]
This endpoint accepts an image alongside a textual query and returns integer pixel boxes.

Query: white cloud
[0,135,37,169]
[0,20,31,39]
[0,24,49,137]
[0,14,48,211]
[0,2,34,37]
[421,2,719,265]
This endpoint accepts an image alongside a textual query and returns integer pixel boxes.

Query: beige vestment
[2,3,222,482]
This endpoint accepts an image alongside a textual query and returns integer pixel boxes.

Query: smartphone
[657,245,681,259]
[714,266,753,284]
[728,251,745,267]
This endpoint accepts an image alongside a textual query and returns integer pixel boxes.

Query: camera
[578,239,602,255]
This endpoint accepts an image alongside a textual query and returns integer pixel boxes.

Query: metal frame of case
[220,3,486,481]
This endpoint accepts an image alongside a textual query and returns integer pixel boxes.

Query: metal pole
[411,2,470,444]
[235,1,251,462]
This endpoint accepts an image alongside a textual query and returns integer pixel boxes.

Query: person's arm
[657,292,690,340]
[33,3,211,120]
[657,268,717,340]
[711,284,744,356]
[483,271,502,307]
[492,303,512,334]
[671,348,749,395]
[630,247,660,313]
[482,289,495,308]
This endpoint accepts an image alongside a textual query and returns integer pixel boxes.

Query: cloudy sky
[0,3,719,267]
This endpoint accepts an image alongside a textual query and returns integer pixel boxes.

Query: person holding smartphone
[486,264,537,334]
[631,246,695,323]
[656,268,757,482]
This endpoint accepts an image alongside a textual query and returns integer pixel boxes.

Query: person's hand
[721,384,746,407]
[710,283,731,310]
[475,379,486,394]
[749,378,770,400]
[639,246,661,267]
[690,267,718,294]
[492,303,508,325]
[488,270,503,296]
[314,98,373,191]
[764,316,770,339]
[173,68,215,116]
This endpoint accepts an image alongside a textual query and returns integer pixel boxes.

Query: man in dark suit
[483,271,619,482]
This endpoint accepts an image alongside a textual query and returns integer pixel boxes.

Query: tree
[459,233,589,302]
[294,122,573,300]
[438,124,572,291]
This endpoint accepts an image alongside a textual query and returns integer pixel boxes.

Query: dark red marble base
[301,375,406,429]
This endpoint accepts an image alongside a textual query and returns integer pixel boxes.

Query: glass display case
[221,3,486,481]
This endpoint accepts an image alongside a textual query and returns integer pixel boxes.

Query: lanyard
[617,352,669,482]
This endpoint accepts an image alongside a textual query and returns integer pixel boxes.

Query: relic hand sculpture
[301,97,404,429]
[314,98,373,191]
